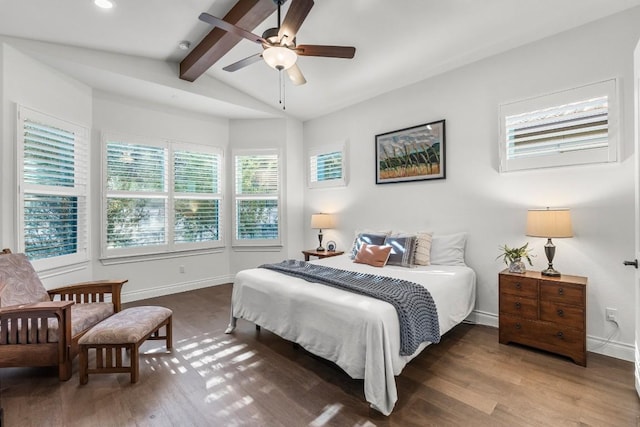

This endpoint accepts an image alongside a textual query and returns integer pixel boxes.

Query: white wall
[228,118,305,273]
[91,92,235,302]
[0,43,94,286]
[303,8,640,361]
[0,42,305,303]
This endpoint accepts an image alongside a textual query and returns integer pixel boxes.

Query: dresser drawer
[540,281,585,306]
[499,316,584,357]
[499,275,538,298]
[528,321,584,360]
[540,301,585,330]
[499,293,537,319]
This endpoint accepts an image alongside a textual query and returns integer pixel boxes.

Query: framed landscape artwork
[375,120,446,184]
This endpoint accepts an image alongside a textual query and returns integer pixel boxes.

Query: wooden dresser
[498,269,587,366]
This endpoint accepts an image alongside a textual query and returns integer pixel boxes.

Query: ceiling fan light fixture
[262,46,297,70]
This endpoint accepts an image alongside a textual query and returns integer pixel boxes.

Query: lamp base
[316,230,325,252]
[541,267,561,277]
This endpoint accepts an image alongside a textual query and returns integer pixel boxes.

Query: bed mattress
[230,254,476,415]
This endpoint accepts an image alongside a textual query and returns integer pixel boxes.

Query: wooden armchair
[0,249,127,380]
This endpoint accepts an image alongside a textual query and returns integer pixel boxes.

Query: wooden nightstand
[302,249,344,261]
[498,269,587,366]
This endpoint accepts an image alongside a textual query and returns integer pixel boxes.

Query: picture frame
[375,119,446,184]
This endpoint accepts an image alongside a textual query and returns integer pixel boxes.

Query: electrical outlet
[179,265,185,274]
[605,307,618,323]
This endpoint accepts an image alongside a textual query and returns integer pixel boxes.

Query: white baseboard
[468,310,635,362]
[121,275,235,303]
[466,310,498,327]
[587,335,634,362]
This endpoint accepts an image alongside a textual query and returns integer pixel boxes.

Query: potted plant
[497,243,534,273]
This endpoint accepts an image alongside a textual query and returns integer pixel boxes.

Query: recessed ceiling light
[178,40,191,51]
[94,0,115,9]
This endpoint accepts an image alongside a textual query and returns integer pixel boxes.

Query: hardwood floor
[1,284,639,426]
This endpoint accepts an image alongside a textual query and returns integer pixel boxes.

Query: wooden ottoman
[79,306,172,384]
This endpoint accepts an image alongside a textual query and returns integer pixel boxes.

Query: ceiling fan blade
[295,45,356,59]
[287,63,307,86]
[278,0,314,43]
[199,12,266,45]
[223,52,264,72]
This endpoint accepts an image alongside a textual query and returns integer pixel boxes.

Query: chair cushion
[0,253,49,307]
[49,302,115,343]
[1,302,115,344]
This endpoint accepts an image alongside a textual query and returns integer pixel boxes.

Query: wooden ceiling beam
[179,0,276,82]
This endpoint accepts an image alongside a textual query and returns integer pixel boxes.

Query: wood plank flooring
[1,284,639,426]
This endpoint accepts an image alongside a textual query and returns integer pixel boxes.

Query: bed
[225,253,476,415]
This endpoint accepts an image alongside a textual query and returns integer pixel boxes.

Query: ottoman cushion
[79,306,172,345]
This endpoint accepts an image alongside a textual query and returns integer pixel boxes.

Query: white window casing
[499,79,619,172]
[102,134,223,259]
[16,105,89,270]
[232,149,282,247]
[308,141,348,188]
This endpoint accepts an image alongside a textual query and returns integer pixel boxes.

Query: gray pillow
[384,235,417,267]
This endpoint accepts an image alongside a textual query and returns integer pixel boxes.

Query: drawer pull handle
[556,331,564,338]
[515,282,522,289]
[558,287,564,296]
[515,302,522,309]
[515,323,522,330]
[557,309,564,317]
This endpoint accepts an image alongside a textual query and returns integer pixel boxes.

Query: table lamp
[526,207,573,276]
[310,213,335,251]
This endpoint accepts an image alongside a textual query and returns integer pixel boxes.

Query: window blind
[499,79,617,172]
[233,152,280,243]
[173,150,221,244]
[104,138,223,256]
[310,151,343,183]
[106,141,168,250]
[106,142,166,192]
[505,96,609,160]
[235,154,279,195]
[19,107,88,264]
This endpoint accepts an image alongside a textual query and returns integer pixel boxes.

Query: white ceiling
[1,0,639,121]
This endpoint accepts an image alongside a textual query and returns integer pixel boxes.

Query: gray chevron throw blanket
[259,259,440,356]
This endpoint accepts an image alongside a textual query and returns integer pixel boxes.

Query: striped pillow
[384,234,418,267]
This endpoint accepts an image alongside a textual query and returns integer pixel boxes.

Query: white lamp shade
[526,208,573,238]
[310,213,335,229]
[262,46,297,70]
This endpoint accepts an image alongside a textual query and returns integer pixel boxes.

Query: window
[308,142,347,188]
[499,79,618,172]
[232,150,281,246]
[16,106,88,269]
[103,135,222,258]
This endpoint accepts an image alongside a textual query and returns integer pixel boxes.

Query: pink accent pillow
[354,243,392,267]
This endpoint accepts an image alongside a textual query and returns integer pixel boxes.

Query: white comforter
[230,255,476,415]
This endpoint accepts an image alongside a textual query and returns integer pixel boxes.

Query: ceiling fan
[199,0,356,86]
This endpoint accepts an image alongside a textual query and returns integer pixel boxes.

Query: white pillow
[413,231,433,266]
[430,232,467,266]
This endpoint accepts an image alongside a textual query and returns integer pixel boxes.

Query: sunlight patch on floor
[309,403,343,426]
[215,395,254,417]
[230,350,255,364]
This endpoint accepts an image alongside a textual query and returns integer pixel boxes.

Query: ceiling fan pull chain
[278,69,286,110]
[282,71,286,110]
[278,69,283,107]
